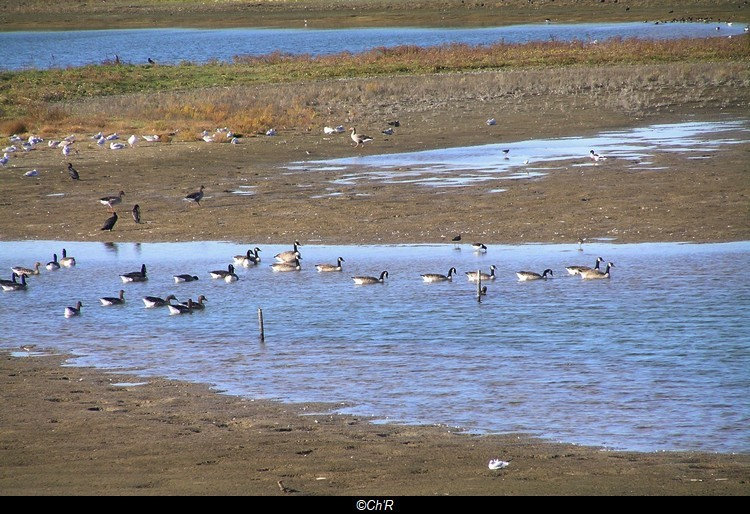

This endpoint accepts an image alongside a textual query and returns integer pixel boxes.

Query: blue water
[291,119,750,189]
[1,240,748,453]
[1,22,747,70]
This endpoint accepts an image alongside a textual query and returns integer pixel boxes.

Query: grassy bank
[2,36,748,138]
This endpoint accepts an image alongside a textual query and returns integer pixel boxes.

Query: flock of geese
[2,240,615,317]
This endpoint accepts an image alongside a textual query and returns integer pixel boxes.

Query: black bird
[148,57,155,65]
[132,204,141,224]
[101,212,118,231]
[451,234,462,249]
[387,120,400,127]
[184,185,205,206]
[67,163,79,180]
[502,149,510,158]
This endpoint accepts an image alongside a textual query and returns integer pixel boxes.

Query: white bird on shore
[266,128,277,136]
[24,169,39,177]
[142,134,160,142]
[105,133,119,141]
[110,142,125,150]
[589,149,607,162]
[48,140,61,148]
[97,137,106,147]
[0,153,8,166]
[3,146,17,153]
[488,459,510,470]
[62,144,71,157]
[323,126,337,135]
[127,135,138,147]
[486,118,496,126]
[202,134,215,143]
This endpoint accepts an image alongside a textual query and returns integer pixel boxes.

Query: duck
[516,269,554,281]
[101,212,118,231]
[100,290,125,306]
[421,267,457,283]
[173,274,199,283]
[270,258,302,272]
[179,295,207,310]
[350,127,374,148]
[465,265,497,282]
[275,241,302,263]
[100,190,125,211]
[315,257,345,272]
[353,270,388,285]
[59,248,76,267]
[566,257,604,276]
[168,298,194,315]
[234,247,262,267]
[580,262,614,280]
[184,185,205,206]
[209,264,235,279]
[64,301,83,317]
[120,264,148,283]
[1,274,26,291]
[471,243,488,253]
[46,253,61,271]
[11,262,41,277]
[142,294,177,308]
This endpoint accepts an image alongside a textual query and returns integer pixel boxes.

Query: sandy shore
[1,351,748,496]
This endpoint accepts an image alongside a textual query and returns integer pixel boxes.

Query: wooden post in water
[258,307,265,342]
[477,269,482,303]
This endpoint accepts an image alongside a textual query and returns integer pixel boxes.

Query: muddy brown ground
[2,352,748,496]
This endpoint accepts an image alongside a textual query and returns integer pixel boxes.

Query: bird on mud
[101,212,118,231]
[132,204,141,224]
[350,127,374,148]
[184,185,205,206]
[67,163,80,180]
[100,191,125,211]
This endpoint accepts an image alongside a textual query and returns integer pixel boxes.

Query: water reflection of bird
[67,163,79,180]
[132,204,141,224]
[101,212,118,231]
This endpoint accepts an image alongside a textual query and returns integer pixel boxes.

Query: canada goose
[100,290,125,306]
[209,264,235,279]
[516,269,553,281]
[1,274,26,291]
[120,264,147,283]
[581,262,614,280]
[271,258,302,272]
[67,163,79,180]
[350,127,374,147]
[142,294,177,308]
[566,257,604,276]
[64,301,83,317]
[132,204,141,224]
[11,262,41,277]
[466,265,497,282]
[101,212,118,231]
[180,295,207,310]
[224,268,240,282]
[173,274,199,283]
[472,243,488,253]
[275,241,302,263]
[168,298,194,315]
[421,267,457,283]
[0,273,18,288]
[316,257,345,272]
[60,248,76,267]
[46,254,60,271]
[184,185,205,206]
[234,247,262,267]
[100,191,125,211]
[353,270,388,285]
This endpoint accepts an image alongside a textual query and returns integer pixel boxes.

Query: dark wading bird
[67,163,79,180]
[132,204,141,224]
[101,212,118,231]
[184,185,205,206]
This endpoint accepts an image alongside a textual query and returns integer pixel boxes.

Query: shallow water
[2,22,747,70]
[291,119,750,190]
[1,240,748,453]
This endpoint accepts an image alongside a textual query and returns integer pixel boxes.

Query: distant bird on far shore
[382,127,394,135]
[101,212,118,231]
[387,120,400,127]
[67,163,80,180]
[184,185,205,206]
[132,204,141,224]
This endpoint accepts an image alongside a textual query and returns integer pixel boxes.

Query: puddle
[288,119,749,189]
[110,381,149,387]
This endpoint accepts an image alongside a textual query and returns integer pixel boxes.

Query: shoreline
[2,350,748,495]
